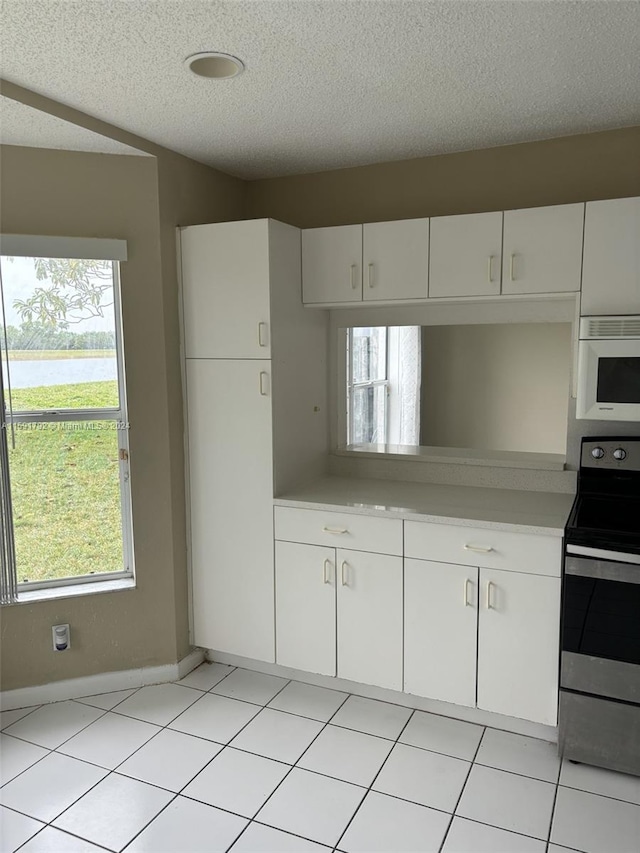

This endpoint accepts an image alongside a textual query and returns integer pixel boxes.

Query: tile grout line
[436,722,488,853]
[5,668,239,850]
[0,701,117,793]
[331,706,420,851]
[226,686,353,851]
[115,669,303,853]
[12,821,114,853]
[545,753,564,851]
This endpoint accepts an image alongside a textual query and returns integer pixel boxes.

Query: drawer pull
[464,544,494,554]
[367,263,375,288]
[323,558,332,585]
[323,526,348,535]
[258,321,268,347]
[486,581,496,610]
[350,264,359,290]
[259,371,269,396]
[341,560,349,586]
[487,255,495,284]
[463,578,472,607]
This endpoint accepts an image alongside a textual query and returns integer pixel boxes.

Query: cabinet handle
[464,578,472,607]
[350,264,358,290]
[259,371,269,396]
[486,580,496,610]
[323,526,348,535]
[323,558,332,584]
[341,560,349,586]
[510,253,517,281]
[258,322,268,347]
[367,263,375,288]
[464,544,494,553]
[487,255,495,283]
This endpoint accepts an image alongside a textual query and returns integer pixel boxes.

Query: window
[0,237,132,601]
[347,326,389,445]
[345,326,422,448]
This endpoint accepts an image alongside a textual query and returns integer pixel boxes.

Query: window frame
[346,326,390,445]
[0,254,134,596]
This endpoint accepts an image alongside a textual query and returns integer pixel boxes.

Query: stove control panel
[582,439,640,471]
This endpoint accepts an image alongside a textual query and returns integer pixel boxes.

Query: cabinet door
[337,550,402,690]
[275,542,336,676]
[477,569,560,725]
[187,359,275,661]
[429,212,503,298]
[363,219,429,301]
[502,204,584,294]
[404,559,478,707]
[302,225,363,304]
[581,197,640,316]
[180,220,271,358]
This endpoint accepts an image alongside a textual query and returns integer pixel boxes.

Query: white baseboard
[209,649,558,743]
[0,648,205,711]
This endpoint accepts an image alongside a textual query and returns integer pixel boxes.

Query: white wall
[420,324,572,454]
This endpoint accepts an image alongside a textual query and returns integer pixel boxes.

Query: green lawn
[9,381,125,583]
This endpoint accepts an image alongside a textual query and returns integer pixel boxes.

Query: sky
[0,256,116,333]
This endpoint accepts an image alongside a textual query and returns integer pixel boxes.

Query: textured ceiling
[0,96,150,156]
[1,0,639,179]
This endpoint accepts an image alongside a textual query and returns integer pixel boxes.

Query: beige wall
[420,324,572,454]
[0,144,244,690]
[245,126,640,227]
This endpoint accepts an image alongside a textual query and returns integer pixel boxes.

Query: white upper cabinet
[581,196,640,316]
[429,211,503,298]
[180,219,272,359]
[502,203,584,295]
[362,218,429,301]
[302,225,363,304]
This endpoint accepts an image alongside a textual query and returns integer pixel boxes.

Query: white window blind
[0,235,127,262]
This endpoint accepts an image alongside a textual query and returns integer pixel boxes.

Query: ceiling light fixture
[185,52,245,79]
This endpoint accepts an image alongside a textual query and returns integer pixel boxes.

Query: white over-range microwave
[577,315,640,421]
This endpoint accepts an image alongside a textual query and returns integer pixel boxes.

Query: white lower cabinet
[274,508,560,727]
[337,549,403,691]
[274,534,403,691]
[404,559,478,707]
[477,568,560,726]
[404,558,560,726]
[275,541,336,676]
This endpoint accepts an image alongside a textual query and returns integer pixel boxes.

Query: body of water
[7,357,117,388]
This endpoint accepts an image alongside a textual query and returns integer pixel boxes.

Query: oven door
[576,338,640,421]
[562,550,640,703]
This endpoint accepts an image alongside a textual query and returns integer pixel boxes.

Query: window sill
[13,577,136,605]
[336,444,567,471]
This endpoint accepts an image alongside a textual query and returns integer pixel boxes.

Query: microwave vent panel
[582,316,640,339]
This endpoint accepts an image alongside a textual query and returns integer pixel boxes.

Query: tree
[11,258,113,329]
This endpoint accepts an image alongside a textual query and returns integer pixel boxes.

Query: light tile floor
[1,663,639,852]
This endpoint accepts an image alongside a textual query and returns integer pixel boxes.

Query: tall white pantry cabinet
[179,219,327,661]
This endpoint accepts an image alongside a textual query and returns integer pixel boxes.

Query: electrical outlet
[52,624,70,651]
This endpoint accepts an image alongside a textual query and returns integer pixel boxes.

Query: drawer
[275,506,403,556]
[404,520,561,577]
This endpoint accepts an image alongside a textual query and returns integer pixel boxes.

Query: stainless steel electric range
[559,436,640,776]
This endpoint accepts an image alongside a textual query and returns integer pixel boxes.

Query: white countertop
[274,476,575,536]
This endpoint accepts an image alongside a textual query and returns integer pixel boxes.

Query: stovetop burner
[565,437,640,555]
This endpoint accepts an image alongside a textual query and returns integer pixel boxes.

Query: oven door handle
[565,554,640,585]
